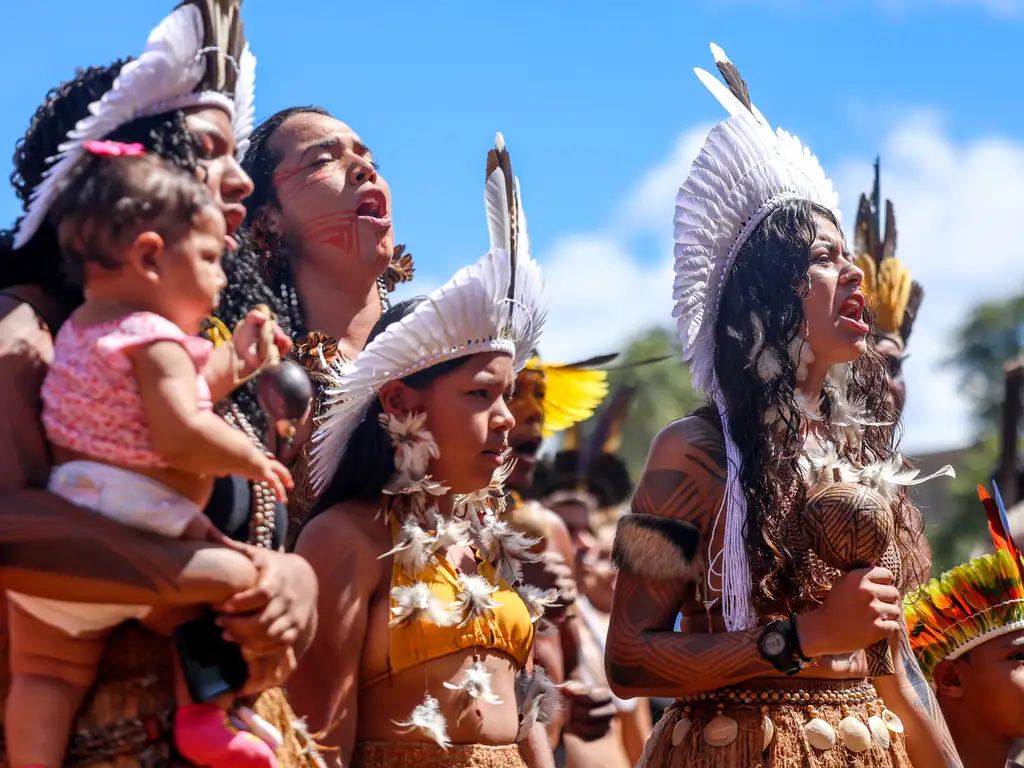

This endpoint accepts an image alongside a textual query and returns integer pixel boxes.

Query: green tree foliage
[605,327,702,478]
[948,295,1024,432]
[925,434,997,575]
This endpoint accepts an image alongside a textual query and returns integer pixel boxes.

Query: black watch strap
[790,613,812,662]
[757,619,804,676]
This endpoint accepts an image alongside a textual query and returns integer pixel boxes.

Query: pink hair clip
[82,140,147,158]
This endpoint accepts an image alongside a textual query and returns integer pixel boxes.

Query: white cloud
[832,115,1024,453]
[409,112,1024,456]
[540,111,1024,455]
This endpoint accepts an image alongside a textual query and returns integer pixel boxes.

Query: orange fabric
[364,518,535,688]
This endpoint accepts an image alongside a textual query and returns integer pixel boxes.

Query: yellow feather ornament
[525,358,610,438]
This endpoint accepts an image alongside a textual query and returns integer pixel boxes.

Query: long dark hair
[310,298,471,518]
[214,105,332,338]
[0,61,200,310]
[212,106,332,436]
[702,198,927,611]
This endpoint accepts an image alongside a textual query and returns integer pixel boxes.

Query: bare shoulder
[294,501,386,594]
[611,415,722,581]
[646,415,725,476]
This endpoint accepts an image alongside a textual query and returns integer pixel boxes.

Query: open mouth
[839,293,865,323]
[355,189,390,223]
[511,440,541,460]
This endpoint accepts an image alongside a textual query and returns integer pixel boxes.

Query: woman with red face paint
[288,135,556,768]
[0,3,320,766]
[605,45,957,767]
[211,106,414,530]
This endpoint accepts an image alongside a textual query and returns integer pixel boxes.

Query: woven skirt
[351,741,525,768]
[636,677,912,768]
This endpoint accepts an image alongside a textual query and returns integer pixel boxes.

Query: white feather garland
[381,518,437,577]
[389,583,459,629]
[516,584,561,623]
[473,512,543,585]
[432,512,472,551]
[452,574,501,626]
[443,661,503,704]
[393,694,451,749]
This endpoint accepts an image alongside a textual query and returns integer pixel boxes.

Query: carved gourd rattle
[801,480,896,676]
[251,304,314,447]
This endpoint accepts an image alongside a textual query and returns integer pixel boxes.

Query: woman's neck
[292,262,381,360]
[796,360,828,404]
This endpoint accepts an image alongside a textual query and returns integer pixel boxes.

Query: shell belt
[672,681,906,753]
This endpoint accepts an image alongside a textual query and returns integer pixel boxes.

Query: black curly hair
[701,198,928,614]
[211,106,332,436]
[0,60,201,309]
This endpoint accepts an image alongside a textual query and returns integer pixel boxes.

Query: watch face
[762,631,787,657]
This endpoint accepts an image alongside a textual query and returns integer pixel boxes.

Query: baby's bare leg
[5,599,108,768]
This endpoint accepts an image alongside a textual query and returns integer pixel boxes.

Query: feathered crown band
[672,43,841,632]
[14,1,256,250]
[905,484,1024,680]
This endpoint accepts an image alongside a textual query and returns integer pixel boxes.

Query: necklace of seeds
[221,403,277,549]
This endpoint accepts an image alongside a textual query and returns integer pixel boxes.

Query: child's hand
[247,453,293,502]
[232,307,292,375]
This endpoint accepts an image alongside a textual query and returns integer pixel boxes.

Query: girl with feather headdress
[288,135,558,768]
[904,486,1024,768]
[0,3,322,767]
[604,44,957,767]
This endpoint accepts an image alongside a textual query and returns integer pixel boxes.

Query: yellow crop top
[362,518,536,688]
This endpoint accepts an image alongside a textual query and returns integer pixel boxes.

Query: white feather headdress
[309,134,547,496]
[673,44,841,631]
[14,1,256,250]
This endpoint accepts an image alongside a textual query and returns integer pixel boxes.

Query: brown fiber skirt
[351,741,525,768]
[637,677,912,768]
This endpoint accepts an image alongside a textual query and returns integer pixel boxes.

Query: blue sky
[3,0,1023,453]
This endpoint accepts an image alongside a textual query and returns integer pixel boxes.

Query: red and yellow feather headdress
[904,484,1024,680]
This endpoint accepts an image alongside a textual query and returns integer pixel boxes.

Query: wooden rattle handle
[253,304,280,368]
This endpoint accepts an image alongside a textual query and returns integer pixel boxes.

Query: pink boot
[175,703,278,768]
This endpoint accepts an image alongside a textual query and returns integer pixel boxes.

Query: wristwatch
[757,614,811,675]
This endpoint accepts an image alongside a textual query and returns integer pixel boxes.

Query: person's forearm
[874,630,963,768]
[605,572,774,698]
[519,721,557,768]
[606,624,773,699]
[0,489,257,605]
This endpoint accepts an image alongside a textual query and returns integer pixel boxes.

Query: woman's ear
[379,380,423,417]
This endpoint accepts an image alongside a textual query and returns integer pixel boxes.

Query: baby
[4,140,292,768]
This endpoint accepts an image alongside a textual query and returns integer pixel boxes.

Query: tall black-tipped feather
[183,0,244,93]
[485,135,518,306]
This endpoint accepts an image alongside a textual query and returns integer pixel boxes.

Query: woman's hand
[797,566,902,657]
[231,308,292,375]
[213,547,318,692]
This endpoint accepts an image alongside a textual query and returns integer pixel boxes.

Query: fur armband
[611,513,702,581]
